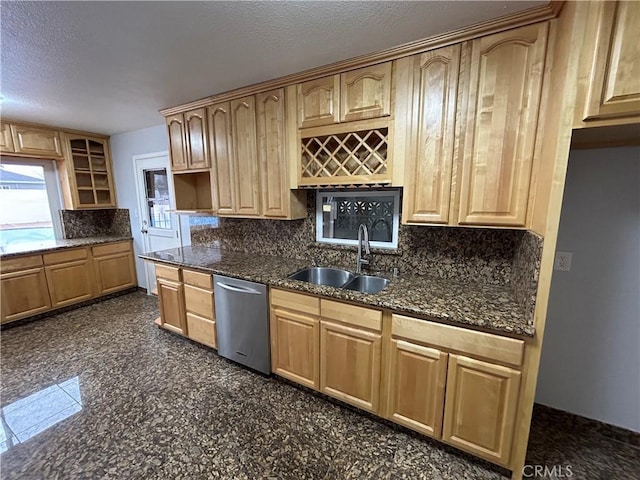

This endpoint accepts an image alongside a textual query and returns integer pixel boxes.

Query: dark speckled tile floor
[1,292,638,480]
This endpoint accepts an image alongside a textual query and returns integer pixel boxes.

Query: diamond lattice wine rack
[299,123,392,186]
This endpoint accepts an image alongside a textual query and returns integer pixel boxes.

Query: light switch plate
[554,251,573,271]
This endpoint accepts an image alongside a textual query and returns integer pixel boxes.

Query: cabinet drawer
[183,269,213,290]
[270,288,320,316]
[391,314,525,367]
[43,248,88,265]
[1,254,43,273]
[155,264,181,282]
[92,241,131,257]
[321,299,382,332]
[186,312,217,349]
[184,284,214,320]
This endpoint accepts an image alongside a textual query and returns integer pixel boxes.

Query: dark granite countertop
[140,245,534,338]
[0,236,133,259]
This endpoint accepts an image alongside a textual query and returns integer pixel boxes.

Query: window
[143,168,172,229]
[316,190,399,249]
[0,160,63,247]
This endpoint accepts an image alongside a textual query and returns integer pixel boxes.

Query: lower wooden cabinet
[154,265,218,348]
[386,339,448,438]
[320,320,382,413]
[92,243,137,295]
[0,241,137,324]
[156,277,187,335]
[271,307,320,389]
[0,268,51,323]
[442,354,521,466]
[45,258,95,308]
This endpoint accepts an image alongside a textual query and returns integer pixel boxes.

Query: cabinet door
[1,268,51,323]
[94,252,136,296]
[166,114,188,171]
[340,63,392,122]
[386,340,448,438]
[271,308,319,389]
[0,122,15,152]
[208,102,235,214]
[583,1,640,120]
[257,89,288,218]
[320,320,382,413]
[231,96,260,216]
[10,125,62,157]
[297,75,340,128]
[184,108,210,169]
[458,23,548,227]
[403,45,460,224]
[157,278,187,335]
[442,354,521,466]
[45,259,94,308]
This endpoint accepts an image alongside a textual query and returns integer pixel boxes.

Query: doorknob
[141,220,148,234]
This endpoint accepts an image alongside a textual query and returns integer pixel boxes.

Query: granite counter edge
[1,236,134,259]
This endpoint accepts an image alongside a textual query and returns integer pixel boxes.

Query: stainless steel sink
[343,275,389,294]
[288,267,355,288]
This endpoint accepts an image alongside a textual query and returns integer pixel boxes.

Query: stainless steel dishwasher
[213,275,270,374]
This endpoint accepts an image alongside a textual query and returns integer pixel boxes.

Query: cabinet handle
[216,282,261,295]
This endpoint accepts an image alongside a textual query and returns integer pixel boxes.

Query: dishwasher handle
[216,282,262,295]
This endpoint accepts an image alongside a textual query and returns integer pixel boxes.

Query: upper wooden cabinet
[205,94,306,219]
[297,76,340,128]
[402,45,461,224]
[0,122,15,153]
[341,63,392,122]
[208,102,235,214]
[10,124,62,157]
[64,134,117,209]
[167,109,209,171]
[257,89,306,219]
[231,97,261,216]
[296,62,392,129]
[457,23,549,227]
[581,0,640,122]
[167,114,188,170]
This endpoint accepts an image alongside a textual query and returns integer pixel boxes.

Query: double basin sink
[288,267,389,294]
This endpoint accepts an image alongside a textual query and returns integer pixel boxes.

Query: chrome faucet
[356,224,371,274]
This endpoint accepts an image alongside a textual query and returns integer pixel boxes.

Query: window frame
[0,158,64,241]
[315,190,400,250]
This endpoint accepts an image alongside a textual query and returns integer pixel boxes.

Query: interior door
[134,153,182,293]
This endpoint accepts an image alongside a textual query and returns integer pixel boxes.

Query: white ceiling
[1,1,545,136]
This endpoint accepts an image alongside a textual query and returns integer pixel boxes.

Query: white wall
[109,124,168,289]
[536,146,640,432]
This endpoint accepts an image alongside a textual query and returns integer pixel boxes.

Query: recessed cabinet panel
[403,45,460,224]
[94,252,136,295]
[45,259,94,308]
[340,63,392,122]
[297,76,340,128]
[442,354,521,466]
[271,308,319,389]
[10,125,62,157]
[0,122,15,152]
[184,108,209,169]
[257,89,288,218]
[583,0,640,120]
[167,114,188,171]
[320,320,381,413]
[157,278,187,335]
[231,97,260,216]
[458,23,548,227]
[387,340,448,438]
[208,102,235,214]
[0,268,51,323]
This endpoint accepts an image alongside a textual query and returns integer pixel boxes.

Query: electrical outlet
[554,251,573,271]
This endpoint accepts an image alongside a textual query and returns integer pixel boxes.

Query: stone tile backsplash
[60,209,132,239]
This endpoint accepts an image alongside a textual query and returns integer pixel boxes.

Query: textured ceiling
[1,1,544,135]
